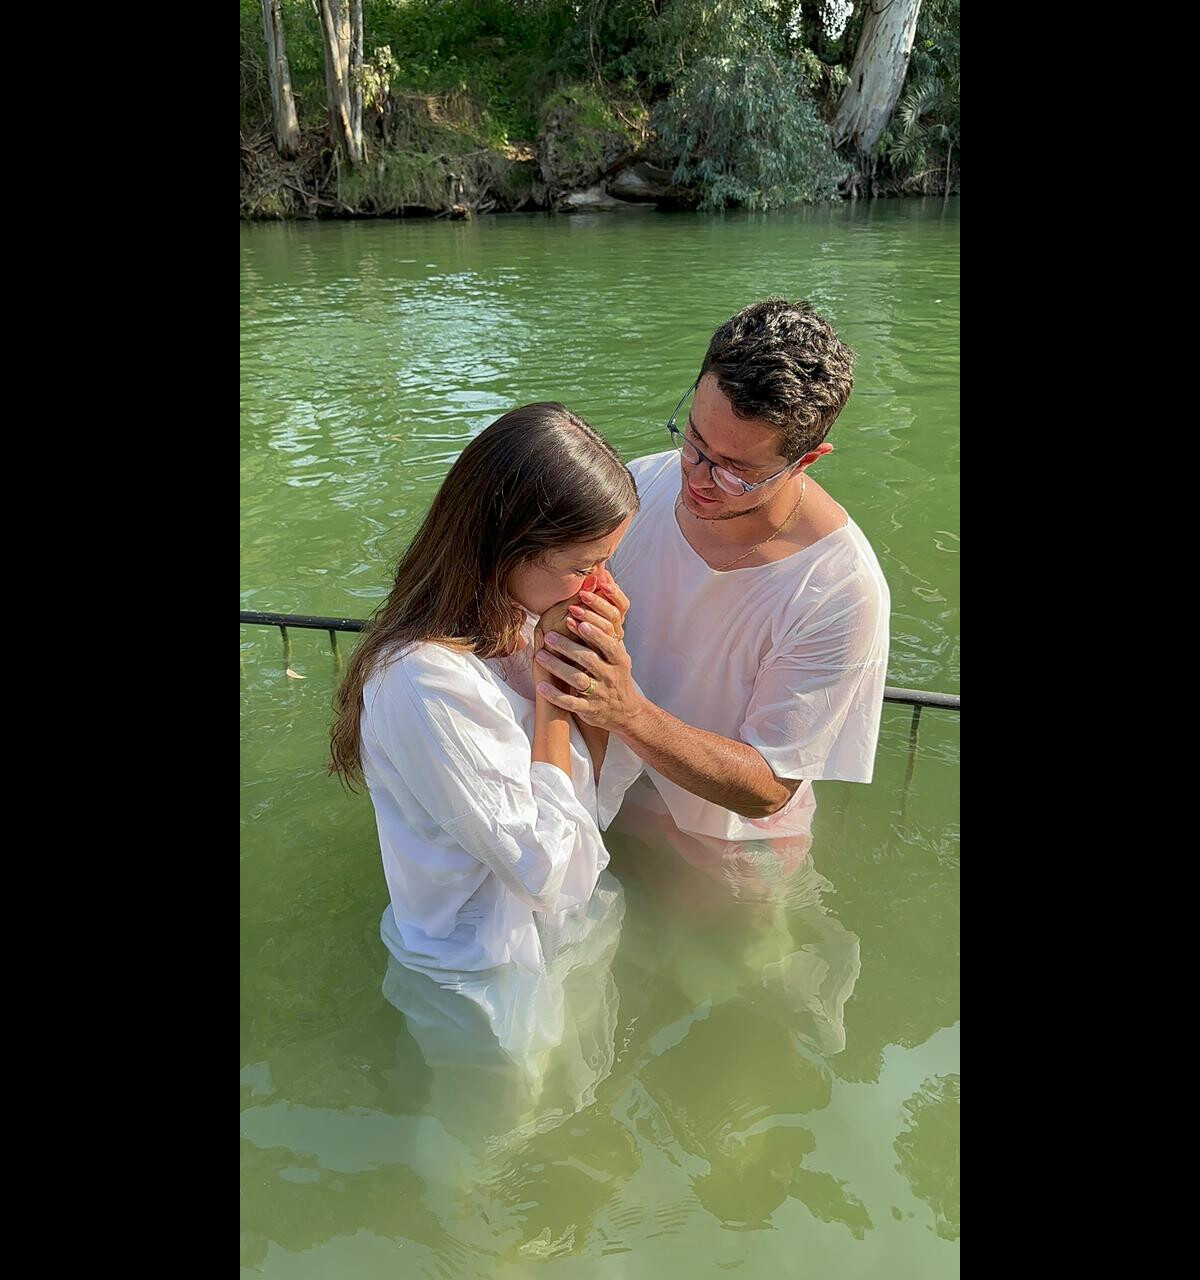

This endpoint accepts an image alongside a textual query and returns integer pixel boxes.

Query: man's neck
[675,472,845,568]
[682,471,807,539]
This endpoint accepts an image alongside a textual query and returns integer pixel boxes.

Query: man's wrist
[611,689,652,740]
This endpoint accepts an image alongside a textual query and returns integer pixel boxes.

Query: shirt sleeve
[739,570,890,785]
[367,647,610,916]
[593,730,644,830]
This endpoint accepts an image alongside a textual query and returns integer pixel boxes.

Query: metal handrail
[240,610,960,713]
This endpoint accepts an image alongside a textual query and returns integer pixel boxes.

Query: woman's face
[507,514,633,617]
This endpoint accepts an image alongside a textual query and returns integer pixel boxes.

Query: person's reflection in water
[601,779,871,1236]
[380,871,625,1147]
[609,776,859,1057]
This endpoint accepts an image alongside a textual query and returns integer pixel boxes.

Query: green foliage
[536,82,642,188]
[885,76,951,172]
[649,2,847,211]
[337,87,532,213]
[540,84,622,134]
[240,5,269,130]
[242,1,579,141]
[339,147,450,212]
[361,45,400,116]
[654,52,847,210]
[241,0,959,213]
[793,42,849,115]
[360,0,580,140]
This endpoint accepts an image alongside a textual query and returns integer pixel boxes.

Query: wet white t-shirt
[361,615,642,976]
[608,450,890,840]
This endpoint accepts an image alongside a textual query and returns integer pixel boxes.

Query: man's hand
[534,567,636,727]
[534,617,641,732]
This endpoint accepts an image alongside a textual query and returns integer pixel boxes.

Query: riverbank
[240,111,958,222]
[240,79,741,221]
[239,0,960,222]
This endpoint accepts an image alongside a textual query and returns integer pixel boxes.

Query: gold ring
[582,676,597,698]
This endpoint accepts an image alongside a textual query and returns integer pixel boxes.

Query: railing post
[902,703,923,796]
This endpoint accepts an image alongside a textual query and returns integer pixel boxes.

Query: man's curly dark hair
[699,299,857,461]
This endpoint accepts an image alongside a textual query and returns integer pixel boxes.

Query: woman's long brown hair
[329,403,638,788]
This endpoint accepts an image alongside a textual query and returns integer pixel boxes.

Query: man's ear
[796,441,835,470]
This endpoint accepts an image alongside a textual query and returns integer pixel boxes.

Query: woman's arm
[535,588,627,778]
[534,602,597,773]
[532,676,573,776]
[370,649,608,914]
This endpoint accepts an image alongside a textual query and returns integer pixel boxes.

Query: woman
[329,403,641,989]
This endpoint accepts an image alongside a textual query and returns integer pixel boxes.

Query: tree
[260,0,301,158]
[882,0,959,191]
[654,51,846,210]
[313,0,363,168]
[832,0,923,160]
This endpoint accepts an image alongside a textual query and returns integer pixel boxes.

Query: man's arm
[615,696,801,818]
[534,620,801,819]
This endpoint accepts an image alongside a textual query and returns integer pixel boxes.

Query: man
[533,298,890,841]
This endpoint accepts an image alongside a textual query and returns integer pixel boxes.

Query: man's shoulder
[797,519,891,620]
[835,519,890,598]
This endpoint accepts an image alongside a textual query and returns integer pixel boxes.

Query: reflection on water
[373,799,864,1156]
[240,799,873,1263]
[895,1073,960,1241]
[607,776,860,1061]
[380,873,625,1148]
[240,746,958,1272]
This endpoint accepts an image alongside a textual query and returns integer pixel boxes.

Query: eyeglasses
[666,381,800,497]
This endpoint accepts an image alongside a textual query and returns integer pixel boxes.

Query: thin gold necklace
[677,474,808,572]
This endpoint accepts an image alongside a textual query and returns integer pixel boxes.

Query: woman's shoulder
[364,640,528,763]
[365,640,496,714]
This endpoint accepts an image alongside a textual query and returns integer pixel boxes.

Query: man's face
[677,374,798,521]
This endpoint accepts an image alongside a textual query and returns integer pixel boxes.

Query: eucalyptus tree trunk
[260,0,300,158]
[833,0,923,158]
[314,0,363,168]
